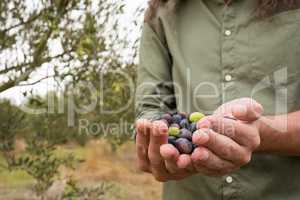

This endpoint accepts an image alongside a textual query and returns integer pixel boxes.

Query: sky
[0,0,147,105]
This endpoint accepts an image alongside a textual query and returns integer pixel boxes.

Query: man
[135,0,300,199]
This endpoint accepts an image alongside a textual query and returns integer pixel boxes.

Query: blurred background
[0,0,162,199]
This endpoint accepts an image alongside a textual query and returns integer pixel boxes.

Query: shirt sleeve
[135,23,176,121]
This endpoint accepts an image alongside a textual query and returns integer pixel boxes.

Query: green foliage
[15,137,77,199]
[62,178,114,200]
[0,100,25,170]
[0,0,135,92]
[25,94,89,145]
[0,0,142,149]
[0,0,145,197]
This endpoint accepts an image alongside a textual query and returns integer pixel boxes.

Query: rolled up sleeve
[135,23,176,121]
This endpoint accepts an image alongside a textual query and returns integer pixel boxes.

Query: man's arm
[135,21,197,181]
[190,99,300,178]
[135,21,173,174]
[257,111,300,155]
[136,22,175,120]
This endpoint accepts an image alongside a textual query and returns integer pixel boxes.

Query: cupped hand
[135,98,264,179]
[135,119,195,182]
[191,98,263,176]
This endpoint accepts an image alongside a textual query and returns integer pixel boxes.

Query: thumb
[231,100,263,121]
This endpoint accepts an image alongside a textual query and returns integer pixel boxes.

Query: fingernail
[159,128,168,136]
[160,144,171,158]
[254,103,263,115]
[154,129,167,137]
[177,155,189,169]
[198,148,209,161]
[160,126,168,133]
[201,128,210,134]
[197,118,211,129]
[152,122,161,136]
[233,105,247,116]
[193,131,209,145]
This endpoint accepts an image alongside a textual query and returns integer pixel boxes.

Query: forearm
[257,111,300,155]
[136,22,176,122]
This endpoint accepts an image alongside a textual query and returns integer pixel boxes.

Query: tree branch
[0,6,52,34]
[0,49,73,75]
[18,75,54,87]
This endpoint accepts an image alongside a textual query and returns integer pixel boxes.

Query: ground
[0,140,162,200]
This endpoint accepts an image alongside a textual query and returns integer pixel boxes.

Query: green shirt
[136,0,300,199]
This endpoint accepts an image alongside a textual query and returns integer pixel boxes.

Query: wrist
[254,117,266,152]
[254,115,288,153]
[254,116,279,153]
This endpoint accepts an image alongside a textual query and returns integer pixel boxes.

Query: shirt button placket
[226,176,233,184]
[221,4,237,104]
[223,175,239,200]
[221,4,239,200]
[225,29,232,37]
[225,74,232,82]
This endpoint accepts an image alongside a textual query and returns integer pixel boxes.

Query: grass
[0,140,162,200]
[0,170,32,188]
[0,150,33,188]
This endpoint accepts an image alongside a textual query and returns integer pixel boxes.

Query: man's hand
[191,98,263,176]
[135,119,195,182]
[135,98,264,180]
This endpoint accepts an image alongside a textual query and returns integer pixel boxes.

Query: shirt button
[225,30,232,36]
[225,74,232,82]
[226,176,233,184]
